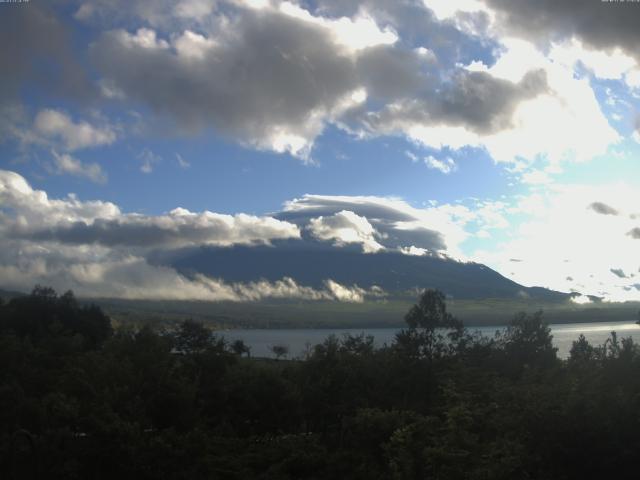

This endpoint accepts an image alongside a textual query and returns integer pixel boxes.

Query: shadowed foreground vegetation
[2,287,640,479]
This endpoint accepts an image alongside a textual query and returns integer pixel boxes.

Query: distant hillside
[161,243,568,301]
[0,288,26,301]
[89,296,640,330]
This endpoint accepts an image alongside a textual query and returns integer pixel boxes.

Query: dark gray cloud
[85,2,544,156]
[355,45,430,100]
[357,68,548,136]
[627,227,640,239]
[11,213,300,248]
[589,202,618,216]
[0,1,586,164]
[486,0,640,61]
[73,0,217,28]
[0,3,93,105]
[90,9,359,155]
[610,268,627,279]
[436,68,548,134]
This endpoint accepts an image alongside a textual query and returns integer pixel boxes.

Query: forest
[2,286,640,479]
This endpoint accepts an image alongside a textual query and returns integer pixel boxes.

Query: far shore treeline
[14,290,639,331]
[2,286,640,478]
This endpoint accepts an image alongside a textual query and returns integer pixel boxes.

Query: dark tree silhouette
[395,289,464,361]
[172,319,220,354]
[270,344,289,360]
[0,286,112,348]
[498,310,557,372]
[404,289,462,332]
[231,339,251,357]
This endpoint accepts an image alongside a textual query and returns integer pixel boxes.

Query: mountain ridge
[159,243,568,301]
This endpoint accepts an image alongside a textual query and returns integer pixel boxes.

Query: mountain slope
[161,243,568,301]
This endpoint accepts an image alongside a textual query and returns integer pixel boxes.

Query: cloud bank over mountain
[3,169,640,301]
[0,170,423,301]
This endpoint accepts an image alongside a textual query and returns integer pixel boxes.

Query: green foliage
[3,287,640,479]
[0,286,112,349]
[404,289,462,331]
[496,310,558,373]
[395,289,465,361]
[172,319,225,354]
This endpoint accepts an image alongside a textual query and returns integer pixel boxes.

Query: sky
[2,0,640,302]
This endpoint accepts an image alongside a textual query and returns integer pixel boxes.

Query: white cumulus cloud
[51,150,107,184]
[424,155,457,174]
[33,109,116,151]
[308,210,384,253]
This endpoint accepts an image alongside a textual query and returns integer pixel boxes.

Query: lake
[221,321,640,359]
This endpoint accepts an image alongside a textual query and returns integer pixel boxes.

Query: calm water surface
[222,321,640,359]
